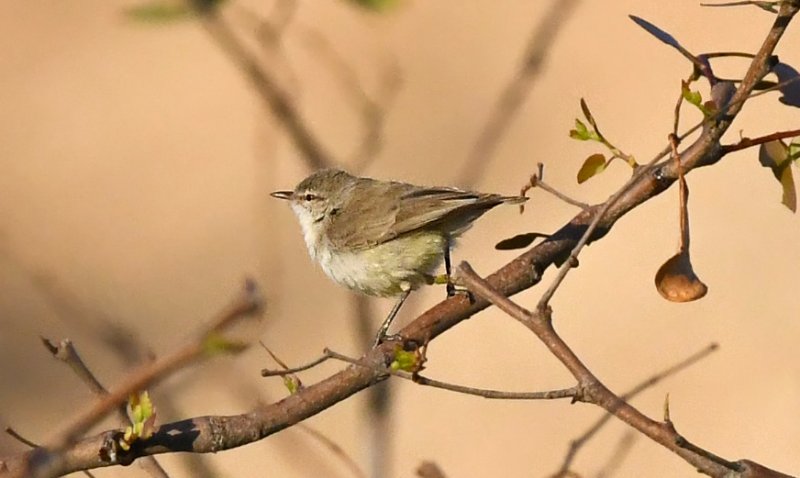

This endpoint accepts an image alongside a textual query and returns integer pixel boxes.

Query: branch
[198,8,335,169]
[41,339,170,478]
[6,280,263,478]
[456,262,789,478]
[457,0,581,187]
[553,343,719,476]
[1,3,796,477]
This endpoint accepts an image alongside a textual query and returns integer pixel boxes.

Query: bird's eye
[303,193,316,201]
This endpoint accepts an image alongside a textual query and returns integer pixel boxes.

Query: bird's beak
[271,191,294,200]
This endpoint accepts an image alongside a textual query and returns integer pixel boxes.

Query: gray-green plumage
[272,168,525,297]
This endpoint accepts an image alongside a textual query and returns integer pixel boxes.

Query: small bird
[271,168,526,343]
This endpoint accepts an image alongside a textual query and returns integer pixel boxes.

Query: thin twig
[20,280,264,478]
[522,165,590,209]
[323,348,578,400]
[4,428,97,478]
[297,424,368,478]
[198,9,334,169]
[41,338,171,478]
[721,128,800,153]
[594,431,637,478]
[261,351,333,376]
[4,429,38,449]
[456,262,738,477]
[410,375,578,400]
[553,343,719,476]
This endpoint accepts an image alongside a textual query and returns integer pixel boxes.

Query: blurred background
[1,1,799,477]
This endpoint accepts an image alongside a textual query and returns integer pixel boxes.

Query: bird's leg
[373,288,412,346]
[444,238,456,297]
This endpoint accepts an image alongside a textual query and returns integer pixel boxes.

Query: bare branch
[41,338,171,478]
[553,343,719,476]
[13,280,264,478]
[199,9,335,169]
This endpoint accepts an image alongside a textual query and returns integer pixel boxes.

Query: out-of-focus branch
[298,28,402,172]
[455,263,778,478]
[551,343,719,477]
[457,0,581,187]
[199,8,335,169]
[8,280,263,478]
[40,339,170,478]
[1,3,796,477]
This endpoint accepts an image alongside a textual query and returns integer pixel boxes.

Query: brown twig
[310,348,579,400]
[3,428,97,478]
[523,164,590,210]
[553,343,719,476]
[720,128,800,153]
[41,338,171,478]
[410,375,578,400]
[198,8,334,169]
[1,3,796,477]
[14,280,263,478]
[594,431,637,478]
[455,262,736,476]
[297,424,368,478]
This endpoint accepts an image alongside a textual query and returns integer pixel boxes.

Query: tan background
[1,1,799,477]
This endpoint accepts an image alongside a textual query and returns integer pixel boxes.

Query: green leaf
[577,153,607,184]
[203,332,248,355]
[759,140,797,212]
[283,376,301,394]
[120,391,157,450]
[789,140,800,165]
[124,0,226,22]
[569,119,590,140]
[682,84,702,107]
[390,347,418,372]
[681,81,714,117]
[124,2,193,22]
[569,121,600,141]
[345,0,399,11]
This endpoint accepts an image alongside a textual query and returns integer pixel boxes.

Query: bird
[271,168,526,343]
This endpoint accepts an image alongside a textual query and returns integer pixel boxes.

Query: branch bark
[1,2,797,477]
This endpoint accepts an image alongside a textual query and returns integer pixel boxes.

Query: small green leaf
[681,82,702,106]
[681,81,714,117]
[120,391,157,450]
[283,376,301,394]
[569,119,590,140]
[346,0,398,11]
[569,125,600,142]
[203,332,248,355]
[577,153,607,184]
[125,0,226,22]
[390,348,418,372]
[759,140,796,212]
[789,140,800,164]
[124,2,193,22]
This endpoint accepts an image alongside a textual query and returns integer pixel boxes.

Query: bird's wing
[325,179,402,250]
[387,187,507,239]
